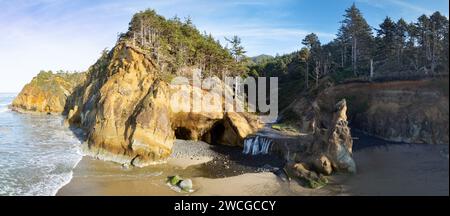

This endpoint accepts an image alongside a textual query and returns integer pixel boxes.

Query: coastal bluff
[64,42,261,166]
[286,79,449,145]
[11,71,85,114]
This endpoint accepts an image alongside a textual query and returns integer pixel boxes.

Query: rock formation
[64,43,261,166]
[286,79,449,145]
[307,99,355,173]
[11,71,85,114]
[277,99,355,187]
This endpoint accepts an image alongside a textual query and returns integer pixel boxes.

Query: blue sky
[0,0,448,92]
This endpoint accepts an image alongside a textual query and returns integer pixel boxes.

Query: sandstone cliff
[64,43,260,166]
[285,79,449,145]
[11,71,85,114]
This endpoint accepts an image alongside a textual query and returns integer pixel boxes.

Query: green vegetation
[248,4,448,120]
[271,123,300,134]
[306,175,328,189]
[167,175,182,186]
[249,4,449,89]
[33,70,85,87]
[250,54,274,65]
[121,9,245,77]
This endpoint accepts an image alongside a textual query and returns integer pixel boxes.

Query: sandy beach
[57,140,449,196]
[57,156,335,196]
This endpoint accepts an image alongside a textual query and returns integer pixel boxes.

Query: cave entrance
[210,121,226,145]
[202,120,227,145]
[175,127,192,140]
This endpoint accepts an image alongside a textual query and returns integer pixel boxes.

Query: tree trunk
[305,61,309,89]
[140,21,144,46]
[370,59,374,80]
[315,60,319,87]
[431,24,437,75]
[352,37,357,76]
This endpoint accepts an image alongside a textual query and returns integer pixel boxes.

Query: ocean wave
[0,111,84,196]
[51,151,84,196]
[0,107,8,113]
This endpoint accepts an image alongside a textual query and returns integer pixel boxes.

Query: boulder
[287,163,328,189]
[311,155,333,176]
[179,179,193,192]
[168,175,183,186]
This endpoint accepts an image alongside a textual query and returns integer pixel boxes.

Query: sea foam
[0,94,82,196]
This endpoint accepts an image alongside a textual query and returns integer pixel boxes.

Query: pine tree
[298,47,310,88]
[376,17,397,60]
[226,36,246,63]
[302,33,322,87]
[395,18,409,64]
[338,3,374,76]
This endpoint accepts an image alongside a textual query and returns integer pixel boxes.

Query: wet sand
[57,157,331,196]
[335,144,449,196]
[57,142,449,196]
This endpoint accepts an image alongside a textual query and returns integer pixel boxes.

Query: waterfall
[243,136,273,155]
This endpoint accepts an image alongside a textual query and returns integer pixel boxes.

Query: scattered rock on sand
[179,179,193,191]
[312,155,332,176]
[168,175,182,186]
[167,175,194,193]
[288,163,328,189]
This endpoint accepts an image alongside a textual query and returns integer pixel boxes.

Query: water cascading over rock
[243,136,273,155]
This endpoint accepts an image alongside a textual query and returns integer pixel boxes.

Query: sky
[0,0,448,92]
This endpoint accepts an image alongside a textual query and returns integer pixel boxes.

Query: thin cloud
[358,0,433,15]
[390,0,433,15]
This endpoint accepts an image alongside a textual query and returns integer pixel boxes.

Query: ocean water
[0,93,83,196]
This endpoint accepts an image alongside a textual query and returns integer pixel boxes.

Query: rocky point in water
[11,71,85,114]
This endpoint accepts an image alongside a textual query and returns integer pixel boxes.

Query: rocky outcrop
[308,99,355,173]
[286,79,449,145]
[65,43,261,166]
[279,99,355,187]
[11,71,85,114]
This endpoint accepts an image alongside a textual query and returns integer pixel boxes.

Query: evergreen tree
[338,3,374,76]
[376,17,397,60]
[226,36,246,63]
[298,47,310,88]
[302,33,322,87]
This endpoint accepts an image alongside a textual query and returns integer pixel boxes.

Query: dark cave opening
[174,127,192,140]
[210,121,226,145]
[200,120,227,145]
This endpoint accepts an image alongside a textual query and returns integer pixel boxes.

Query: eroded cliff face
[287,79,449,145]
[11,71,85,114]
[65,43,261,166]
